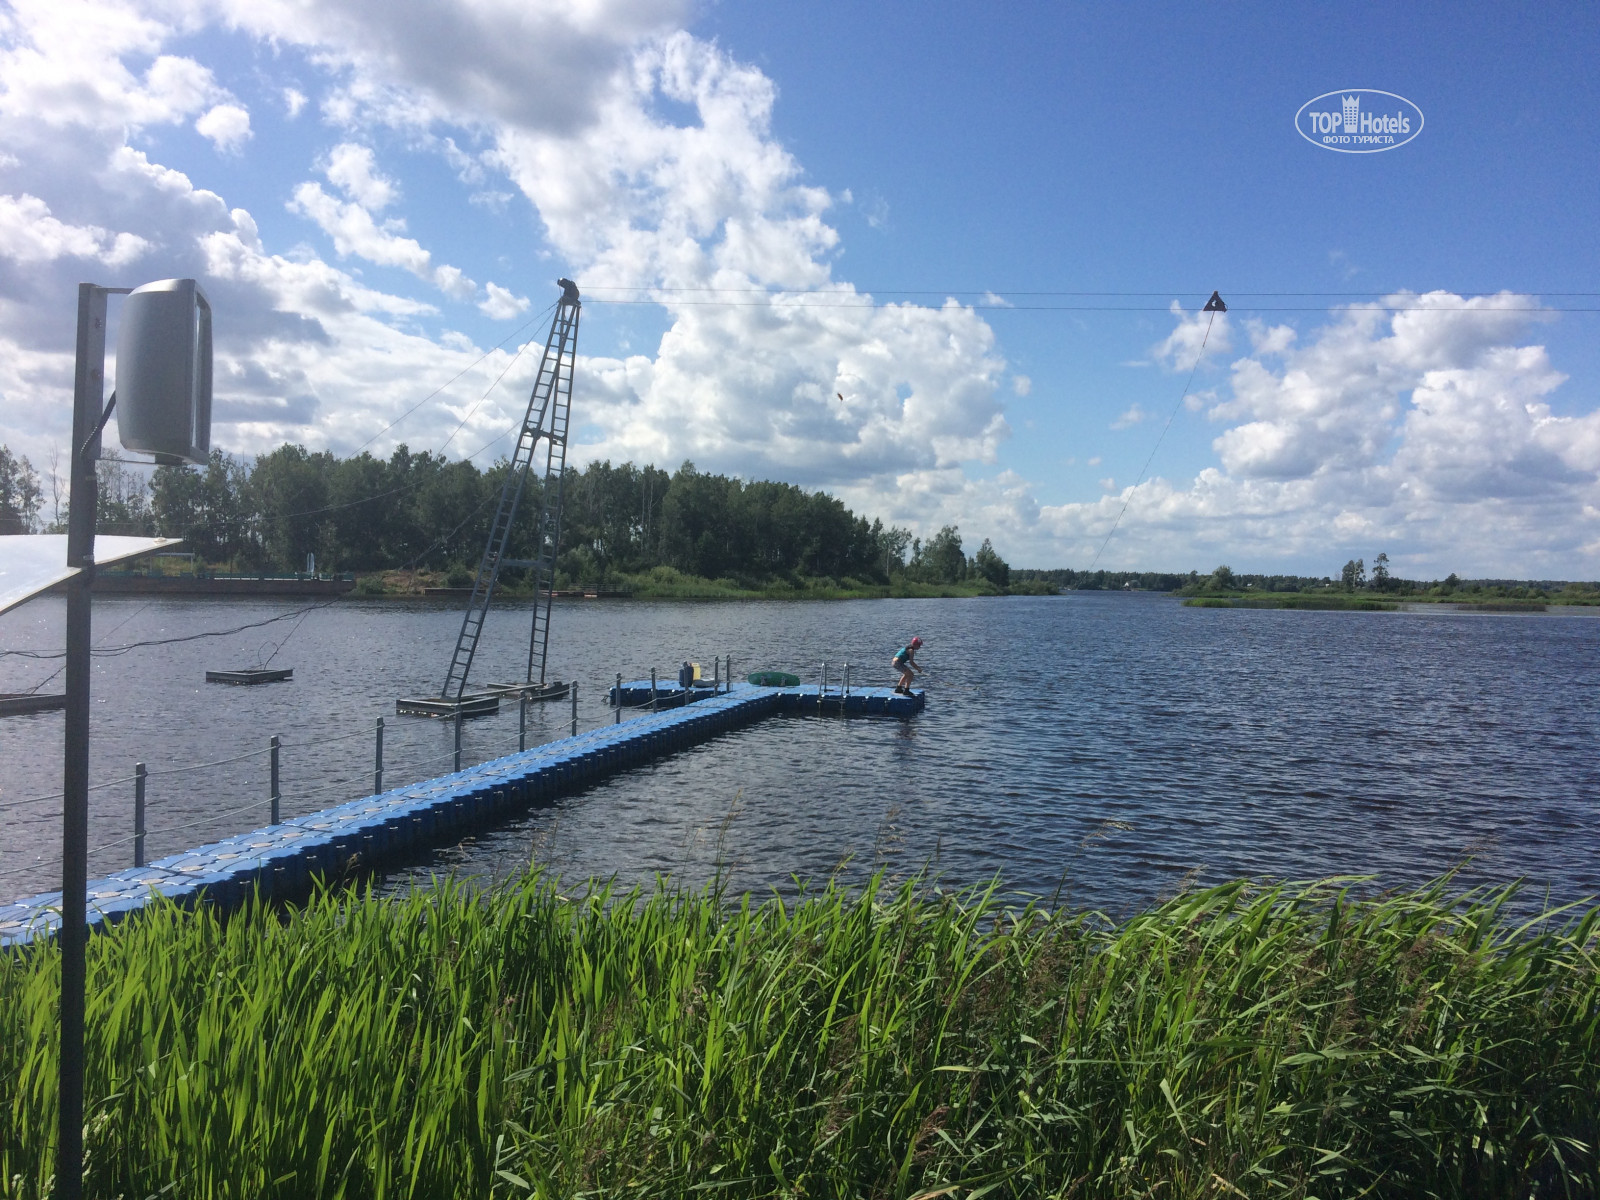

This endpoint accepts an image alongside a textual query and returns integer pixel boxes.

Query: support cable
[1088,302,1220,572]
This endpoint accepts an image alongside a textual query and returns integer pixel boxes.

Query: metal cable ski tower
[417,278,580,712]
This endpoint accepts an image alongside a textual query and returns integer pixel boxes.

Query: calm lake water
[3,592,1598,912]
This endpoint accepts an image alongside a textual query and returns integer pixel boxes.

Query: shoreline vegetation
[3,443,1035,598]
[3,870,1597,1197]
[8,441,1598,605]
[345,565,1054,600]
[1169,560,1600,612]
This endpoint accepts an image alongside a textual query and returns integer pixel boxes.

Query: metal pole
[650,668,657,709]
[821,662,827,703]
[58,281,110,1200]
[454,709,463,772]
[270,736,280,824]
[615,673,622,724]
[133,763,146,868]
[713,655,719,693]
[374,717,384,794]
[569,683,578,737]
[519,693,527,752]
[843,662,850,698]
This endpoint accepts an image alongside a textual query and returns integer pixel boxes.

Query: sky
[0,1,1597,576]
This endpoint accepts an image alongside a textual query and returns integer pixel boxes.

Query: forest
[0,443,1016,592]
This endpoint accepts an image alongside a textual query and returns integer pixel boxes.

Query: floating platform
[1,681,923,947]
[395,680,569,718]
[395,692,501,718]
[206,668,293,685]
[483,680,570,702]
[88,574,355,597]
[610,679,921,717]
[0,692,66,718]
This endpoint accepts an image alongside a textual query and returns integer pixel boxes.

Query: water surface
[2,593,1597,910]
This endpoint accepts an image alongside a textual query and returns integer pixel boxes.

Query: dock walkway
[2,682,923,947]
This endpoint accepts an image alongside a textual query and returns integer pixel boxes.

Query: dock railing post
[650,668,657,709]
[453,709,463,772]
[133,762,146,868]
[269,736,280,824]
[570,683,578,737]
[713,655,719,693]
[374,717,384,795]
[615,673,622,723]
[820,662,827,707]
[843,662,849,699]
[519,693,527,752]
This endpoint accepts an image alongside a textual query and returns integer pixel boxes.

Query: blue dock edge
[1,682,923,948]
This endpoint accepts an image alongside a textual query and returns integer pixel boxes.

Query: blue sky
[1,1,1597,575]
[694,3,1600,503]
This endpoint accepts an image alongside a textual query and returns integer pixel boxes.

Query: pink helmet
[909,636,923,648]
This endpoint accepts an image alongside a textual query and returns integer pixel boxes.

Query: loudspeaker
[115,278,212,465]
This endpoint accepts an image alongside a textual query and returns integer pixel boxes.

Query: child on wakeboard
[892,636,923,695]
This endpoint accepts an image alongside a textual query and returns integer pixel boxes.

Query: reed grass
[3,872,1598,1198]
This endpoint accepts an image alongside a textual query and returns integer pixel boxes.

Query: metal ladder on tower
[523,306,575,692]
[401,279,580,715]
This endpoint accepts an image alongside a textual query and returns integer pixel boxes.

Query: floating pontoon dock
[2,681,923,947]
[206,668,293,685]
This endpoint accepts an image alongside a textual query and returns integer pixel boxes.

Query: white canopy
[0,534,182,616]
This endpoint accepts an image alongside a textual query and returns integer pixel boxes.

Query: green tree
[1371,552,1392,592]
[95,452,154,535]
[0,445,42,533]
[972,538,1010,588]
[151,451,252,565]
[912,525,968,584]
[1341,558,1366,592]
[248,444,333,570]
[1204,564,1235,593]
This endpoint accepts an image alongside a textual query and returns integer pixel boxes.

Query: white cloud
[287,179,475,299]
[479,281,529,318]
[1012,294,1600,576]
[1154,300,1231,369]
[283,87,307,118]
[213,0,687,134]
[469,189,512,212]
[195,103,252,152]
[288,180,429,272]
[323,143,396,210]
[1111,403,1147,430]
[860,192,888,230]
[1011,374,1031,397]
[0,192,148,264]
[474,32,1009,487]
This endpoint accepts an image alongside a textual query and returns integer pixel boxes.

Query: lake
[3,592,1598,912]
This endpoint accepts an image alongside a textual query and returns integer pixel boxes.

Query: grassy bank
[355,565,1055,600]
[1184,594,1401,611]
[1181,592,1571,612]
[4,873,1598,1198]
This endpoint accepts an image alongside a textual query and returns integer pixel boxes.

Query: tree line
[0,442,1013,589]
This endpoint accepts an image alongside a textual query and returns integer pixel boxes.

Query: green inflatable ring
[747,671,802,687]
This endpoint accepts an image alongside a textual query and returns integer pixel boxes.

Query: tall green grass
[3,873,1597,1198]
